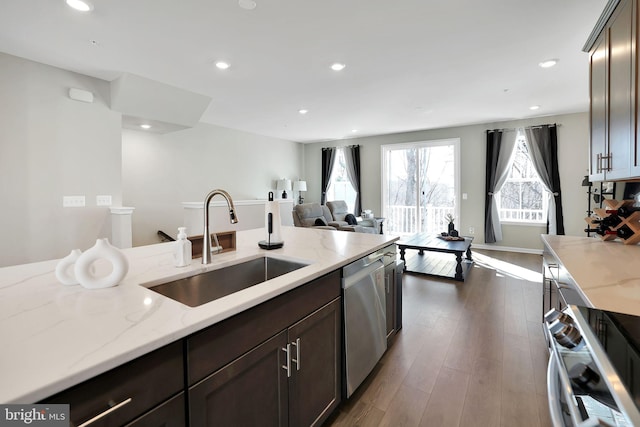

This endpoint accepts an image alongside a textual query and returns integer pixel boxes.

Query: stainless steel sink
[148,256,309,307]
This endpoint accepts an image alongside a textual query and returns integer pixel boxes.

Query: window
[326,148,357,213]
[495,134,548,223]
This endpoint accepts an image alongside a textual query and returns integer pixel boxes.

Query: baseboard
[471,243,543,255]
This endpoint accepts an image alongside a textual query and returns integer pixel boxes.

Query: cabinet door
[590,31,608,181]
[189,331,289,427]
[607,0,634,180]
[384,263,396,344]
[287,298,341,427]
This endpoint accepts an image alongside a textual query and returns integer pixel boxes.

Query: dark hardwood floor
[326,249,551,427]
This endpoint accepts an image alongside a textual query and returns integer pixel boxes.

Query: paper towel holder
[259,192,284,250]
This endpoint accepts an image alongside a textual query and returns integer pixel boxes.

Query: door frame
[381,138,461,235]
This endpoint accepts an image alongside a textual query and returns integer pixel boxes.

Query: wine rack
[585,199,640,245]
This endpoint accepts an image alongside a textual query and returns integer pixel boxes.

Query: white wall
[122,125,303,246]
[0,53,122,267]
[303,112,590,252]
[0,50,589,263]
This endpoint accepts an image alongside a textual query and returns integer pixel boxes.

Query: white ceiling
[0,0,606,143]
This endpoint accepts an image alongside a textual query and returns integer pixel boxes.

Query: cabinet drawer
[44,341,184,427]
[187,270,341,385]
[125,392,185,427]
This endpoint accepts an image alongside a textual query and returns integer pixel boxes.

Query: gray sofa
[292,202,373,233]
[292,203,337,230]
[326,200,378,234]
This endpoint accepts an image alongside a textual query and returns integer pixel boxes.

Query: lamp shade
[277,179,292,192]
[293,180,307,192]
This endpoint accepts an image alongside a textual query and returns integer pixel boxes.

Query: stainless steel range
[544,305,640,426]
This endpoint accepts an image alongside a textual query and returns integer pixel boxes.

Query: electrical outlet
[462,193,468,200]
[469,226,475,234]
[63,196,85,207]
[96,195,112,206]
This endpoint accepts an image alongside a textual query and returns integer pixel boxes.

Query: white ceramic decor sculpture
[74,238,129,289]
[55,249,82,285]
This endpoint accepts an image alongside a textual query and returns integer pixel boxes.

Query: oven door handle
[547,352,566,427]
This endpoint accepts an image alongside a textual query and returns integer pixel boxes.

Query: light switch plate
[462,193,468,200]
[63,196,85,207]
[96,195,112,206]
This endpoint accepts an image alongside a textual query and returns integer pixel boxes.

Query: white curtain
[485,129,517,242]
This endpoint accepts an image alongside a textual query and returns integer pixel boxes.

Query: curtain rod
[487,123,559,133]
[322,144,360,150]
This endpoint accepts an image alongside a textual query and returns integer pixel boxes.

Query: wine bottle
[590,215,622,228]
[605,206,640,218]
[616,225,634,240]
[594,225,634,239]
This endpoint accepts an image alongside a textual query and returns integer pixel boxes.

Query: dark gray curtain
[342,145,362,215]
[321,147,336,204]
[524,124,565,235]
[484,129,517,243]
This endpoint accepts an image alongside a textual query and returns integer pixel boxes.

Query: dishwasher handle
[363,253,385,267]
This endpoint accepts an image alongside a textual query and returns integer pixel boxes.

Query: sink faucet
[202,189,238,264]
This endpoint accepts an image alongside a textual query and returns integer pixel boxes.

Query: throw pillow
[344,214,357,225]
[314,217,327,226]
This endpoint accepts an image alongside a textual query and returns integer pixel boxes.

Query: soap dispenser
[174,227,192,267]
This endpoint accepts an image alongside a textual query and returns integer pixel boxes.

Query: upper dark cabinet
[587,0,638,181]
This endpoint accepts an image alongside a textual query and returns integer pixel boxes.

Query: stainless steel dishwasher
[342,248,388,397]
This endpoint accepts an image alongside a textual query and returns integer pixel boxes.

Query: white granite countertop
[542,234,640,316]
[0,226,397,403]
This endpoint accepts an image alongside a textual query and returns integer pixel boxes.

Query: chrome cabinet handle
[597,153,602,173]
[291,338,301,371]
[77,397,132,427]
[282,344,291,377]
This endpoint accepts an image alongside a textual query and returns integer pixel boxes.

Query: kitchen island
[541,234,640,316]
[0,226,397,406]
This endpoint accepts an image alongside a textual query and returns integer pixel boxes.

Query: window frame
[325,147,358,214]
[495,133,549,226]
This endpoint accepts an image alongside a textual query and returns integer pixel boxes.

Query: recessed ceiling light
[331,63,346,71]
[66,0,93,12]
[140,124,151,129]
[351,129,358,133]
[538,59,558,68]
[215,61,230,70]
[530,105,540,110]
[298,109,308,115]
[238,0,257,10]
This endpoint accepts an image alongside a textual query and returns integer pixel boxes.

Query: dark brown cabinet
[44,341,184,427]
[288,298,341,427]
[588,0,636,180]
[125,393,186,427]
[189,331,289,427]
[187,270,342,427]
[42,269,345,427]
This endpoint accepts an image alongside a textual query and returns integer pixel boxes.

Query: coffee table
[398,234,473,282]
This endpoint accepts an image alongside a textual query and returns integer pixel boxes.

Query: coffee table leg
[466,245,472,262]
[400,247,406,271]
[455,252,463,281]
